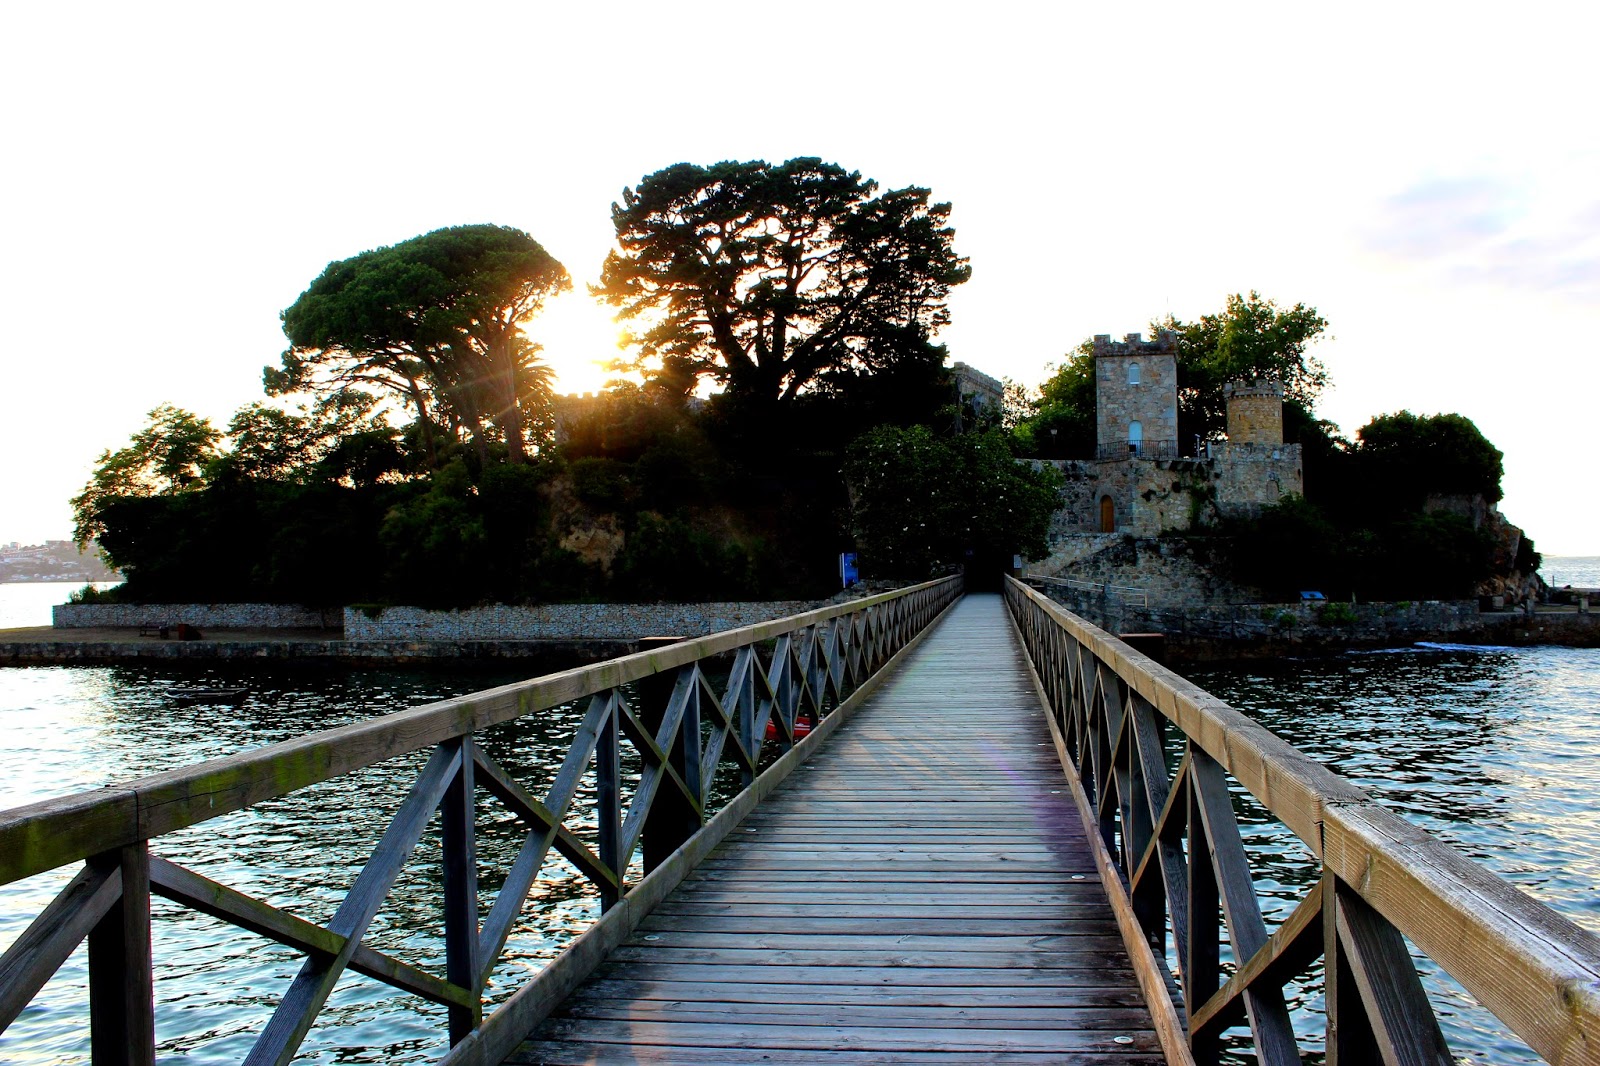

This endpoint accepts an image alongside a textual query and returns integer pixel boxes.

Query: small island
[36,160,1592,663]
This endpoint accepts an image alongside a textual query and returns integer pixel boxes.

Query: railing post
[596,696,622,909]
[88,843,154,1066]
[640,667,701,873]
[1323,871,1380,1065]
[732,647,758,788]
[1322,870,1452,1065]
[1185,758,1222,1066]
[440,736,480,1043]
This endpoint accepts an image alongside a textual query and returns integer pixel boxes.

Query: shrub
[1316,601,1357,625]
[568,457,632,510]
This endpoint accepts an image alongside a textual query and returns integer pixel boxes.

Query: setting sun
[528,289,626,396]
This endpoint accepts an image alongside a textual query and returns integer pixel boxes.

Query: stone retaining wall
[1033,582,1600,661]
[52,603,338,629]
[0,638,637,668]
[343,600,828,641]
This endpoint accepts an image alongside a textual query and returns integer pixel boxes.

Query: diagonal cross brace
[245,742,461,1066]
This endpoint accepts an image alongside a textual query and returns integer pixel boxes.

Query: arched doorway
[1099,495,1115,533]
[1128,420,1143,456]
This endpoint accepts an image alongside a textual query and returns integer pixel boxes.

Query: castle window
[1127,363,1140,385]
[1128,420,1143,455]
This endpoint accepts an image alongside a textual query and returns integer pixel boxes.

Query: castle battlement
[1090,330,1177,358]
[1223,378,1285,401]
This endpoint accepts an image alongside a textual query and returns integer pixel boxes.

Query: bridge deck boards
[508,593,1163,1064]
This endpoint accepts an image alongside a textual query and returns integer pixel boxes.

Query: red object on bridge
[764,715,814,742]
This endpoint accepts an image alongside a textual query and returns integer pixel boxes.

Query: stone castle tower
[1032,334,1303,542]
[1224,379,1285,445]
[1093,332,1178,457]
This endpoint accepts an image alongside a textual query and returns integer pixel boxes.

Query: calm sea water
[2,581,1598,1062]
[0,630,619,1063]
[1542,555,1600,589]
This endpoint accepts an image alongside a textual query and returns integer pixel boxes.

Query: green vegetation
[1158,292,1328,445]
[1316,601,1357,626]
[1211,412,1523,601]
[1004,290,1526,602]
[72,177,1533,609]
[1356,410,1505,504]
[273,224,569,466]
[843,427,1061,578]
[594,158,970,412]
[72,160,1045,606]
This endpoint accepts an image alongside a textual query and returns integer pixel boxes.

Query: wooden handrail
[0,578,953,887]
[0,575,964,1064]
[1005,576,1600,1065]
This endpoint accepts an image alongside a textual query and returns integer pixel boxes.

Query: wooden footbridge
[4,577,1600,1064]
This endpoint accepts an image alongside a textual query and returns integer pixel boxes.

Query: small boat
[170,687,248,706]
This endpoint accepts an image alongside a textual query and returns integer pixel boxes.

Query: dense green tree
[274,224,570,465]
[72,405,221,546]
[1215,410,1508,601]
[1355,410,1505,504]
[844,426,1061,578]
[1155,291,1329,445]
[594,158,970,410]
[214,389,396,483]
[1010,347,1097,458]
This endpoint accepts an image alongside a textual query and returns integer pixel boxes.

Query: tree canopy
[274,224,570,464]
[844,426,1061,578]
[72,405,220,545]
[1156,291,1328,445]
[1356,410,1505,504]
[593,158,970,409]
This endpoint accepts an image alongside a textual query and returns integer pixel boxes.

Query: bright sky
[2,2,1596,553]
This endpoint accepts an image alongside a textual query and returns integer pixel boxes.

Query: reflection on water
[0,663,615,1065]
[1190,643,1600,1065]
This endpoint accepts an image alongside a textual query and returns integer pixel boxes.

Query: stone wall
[1212,442,1303,515]
[1028,535,1259,611]
[53,603,338,629]
[1034,447,1300,540]
[1029,584,1521,661]
[344,599,829,641]
[0,637,637,668]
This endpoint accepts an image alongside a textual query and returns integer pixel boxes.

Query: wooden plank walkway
[509,592,1164,1064]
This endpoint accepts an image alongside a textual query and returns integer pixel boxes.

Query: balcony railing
[1096,439,1183,460]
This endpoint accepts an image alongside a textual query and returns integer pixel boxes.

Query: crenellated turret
[1224,378,1285,445]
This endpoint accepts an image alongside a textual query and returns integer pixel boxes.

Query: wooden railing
[0,575,961,1065]
[1004,576,1600,1066]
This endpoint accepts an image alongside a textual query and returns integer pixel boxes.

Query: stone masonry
[344,600,830,641]
[1224,379,1285,444]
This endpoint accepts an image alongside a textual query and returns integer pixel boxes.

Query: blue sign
[840,552,859,588]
